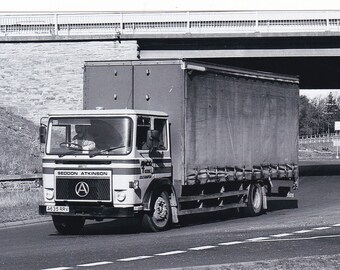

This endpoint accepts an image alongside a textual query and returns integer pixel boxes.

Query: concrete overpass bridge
[1,10,340,89]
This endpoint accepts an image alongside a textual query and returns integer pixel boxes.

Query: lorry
[39,59,299,234]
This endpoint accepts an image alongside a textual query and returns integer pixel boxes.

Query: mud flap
[170,192,179,223]
[171,206,179,223]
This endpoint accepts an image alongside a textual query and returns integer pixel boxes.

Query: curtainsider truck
[39,59,299,234]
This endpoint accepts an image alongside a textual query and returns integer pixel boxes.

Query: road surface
[0,175,339,270]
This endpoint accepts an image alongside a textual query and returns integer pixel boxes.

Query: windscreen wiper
[89,145,126,158]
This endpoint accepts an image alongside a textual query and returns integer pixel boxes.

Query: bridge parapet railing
[299,133,340,144]
[2,11,340,38]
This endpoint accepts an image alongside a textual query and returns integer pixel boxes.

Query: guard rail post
[54,13,58,36]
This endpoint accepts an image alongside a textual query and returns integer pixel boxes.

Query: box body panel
[84,64,133,109]
[185,70,299,175]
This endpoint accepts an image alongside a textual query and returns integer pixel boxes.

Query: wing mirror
[39,125,47,144]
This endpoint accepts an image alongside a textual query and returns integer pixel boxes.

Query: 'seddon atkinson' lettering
[57,171,109,176]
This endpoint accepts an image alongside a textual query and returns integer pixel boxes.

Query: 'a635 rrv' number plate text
[46,206,69,213]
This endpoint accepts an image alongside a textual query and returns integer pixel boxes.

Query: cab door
[136,116,171,179]
[136,116,153,180]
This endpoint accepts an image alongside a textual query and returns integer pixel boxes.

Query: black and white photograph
[0,0,340,269]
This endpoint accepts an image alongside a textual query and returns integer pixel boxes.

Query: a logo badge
[75,182,90,197]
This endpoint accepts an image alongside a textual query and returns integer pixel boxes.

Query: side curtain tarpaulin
[185,71,299,174]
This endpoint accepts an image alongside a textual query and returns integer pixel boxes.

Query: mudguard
[142,178,179,223]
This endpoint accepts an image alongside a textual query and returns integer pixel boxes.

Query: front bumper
[39,205,136,218]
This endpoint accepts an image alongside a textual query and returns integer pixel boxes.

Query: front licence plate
[46,206,69,213]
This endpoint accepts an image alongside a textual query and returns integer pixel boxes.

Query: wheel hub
[154,197,168,221]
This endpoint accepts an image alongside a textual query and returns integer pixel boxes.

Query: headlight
[116,191,126,202]
[45,188,54,200]
[129,180,139,190]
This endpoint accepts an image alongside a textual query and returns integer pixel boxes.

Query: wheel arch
[142,178,177,211]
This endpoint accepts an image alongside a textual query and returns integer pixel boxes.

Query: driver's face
[75,125,85,135]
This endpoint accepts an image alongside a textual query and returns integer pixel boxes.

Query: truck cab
[39,109,175,234]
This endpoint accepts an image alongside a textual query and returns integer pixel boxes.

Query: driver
[73,125,96,150]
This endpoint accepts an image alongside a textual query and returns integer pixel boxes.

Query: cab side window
[136,117,151,150]
[154,119,168,150]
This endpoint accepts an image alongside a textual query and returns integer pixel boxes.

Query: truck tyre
[52,216,85,235]
[142,190,172,232]
[242,183,263,217]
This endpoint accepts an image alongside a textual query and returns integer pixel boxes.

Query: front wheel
[52,216,85,235]
[142,190,172,232]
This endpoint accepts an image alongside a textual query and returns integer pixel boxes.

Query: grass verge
[0,107,42,175]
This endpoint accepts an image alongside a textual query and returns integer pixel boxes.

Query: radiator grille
[56,178,111,201]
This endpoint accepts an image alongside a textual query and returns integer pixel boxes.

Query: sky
[2,0,340,12]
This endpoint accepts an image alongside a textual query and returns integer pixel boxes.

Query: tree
[299,92,340,136]
[311,96,327,134]
[324,92,340,134]
[299,95,319,136]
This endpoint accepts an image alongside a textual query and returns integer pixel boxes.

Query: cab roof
[47,109,168,118]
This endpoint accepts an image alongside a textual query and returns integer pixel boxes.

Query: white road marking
[312,227,332,230]
[189,245,217,251]
[271,233,293,238]
[258,234,340,243]
[246,237,270,242]
[154,250,187,256]
[117,256,153,262]
[218,241,243,246]
[41,268,73,270]
[78,261,112,267]
[293,229,314,234]
[218,234,340,248]
[332,223,340,227]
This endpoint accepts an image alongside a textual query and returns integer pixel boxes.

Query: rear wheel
[242,183,263,217]
[142,190,172,232]
[52,216,85,235]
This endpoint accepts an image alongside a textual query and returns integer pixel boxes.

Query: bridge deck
[1,11,340,41]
